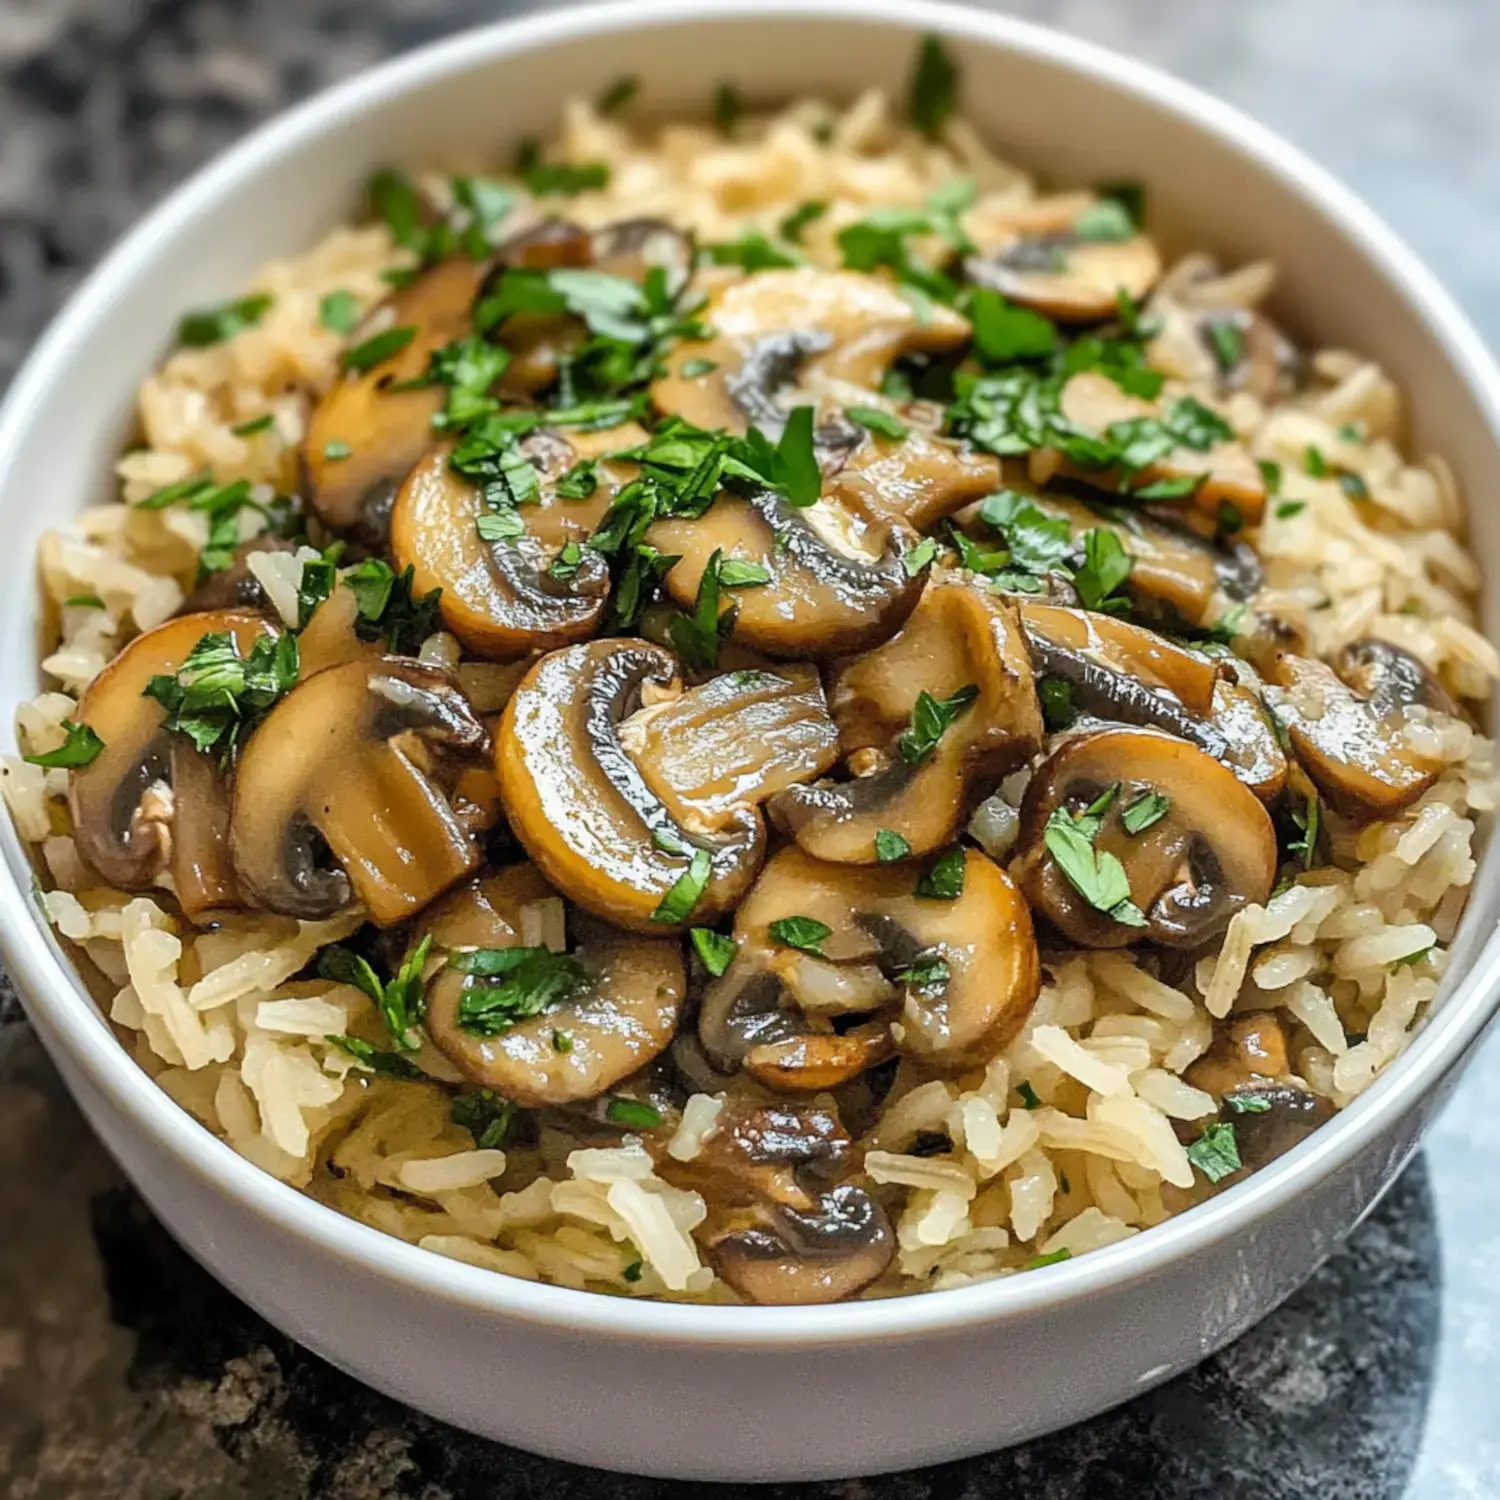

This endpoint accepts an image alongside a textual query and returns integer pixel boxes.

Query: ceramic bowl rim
[2,0,1499,1348]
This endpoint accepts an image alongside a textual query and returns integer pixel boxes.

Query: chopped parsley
[606,1098,663,1130]
[451,1089,517,1149]
[768,915,833,956]
[904,536,940,577]
[596,74,639,116]
[780,200,828,244]
[1121,789,1170,835]
[713,82,743,137]
[1223,1093,1273,1115]
[1304,445,1328,478]
[318,289,361,335]
[427,335,512,429]
[452,945,585,1037]
[63,594,105,610]
[323,440,353,462]
[845,406,909,441]
[1287,790,1322,869]
[875,829,913,863]
[1186,1121,1241,1183]
[622,1259,644,1283]
[1390,945,1435,973]
[178,292,273,348]
[897,685,979,766]
[1338,470,1369,500]
[1275,499,1306,520]
[652,848,713,925]
[975,490,1072,583]
[1026,1248,1073,1270]
[909,34,959,139]
[23,720,104,769]
[1042,789,1147,927]
[704,233,802,271]
[548,541,586,582]
[320,934,432,1051]
[342,559,442,656]
[896,949,950,991]
[679,358,718,379]
[1073,527,1133,612]
[689,928,738,976]
[143,629,299,764]
[341,324,418,374]
[1204,318,1244,373]
[1072,198,1135,243]
[231,414,275,438]
[555,459,600,500]
[916,845,966,901]
[451,175,517,257]
[668,550,738,670]
[523,160,611,196]
[327,1036,423,1080]
[551,1029,573,1055]
[1016,1080,1042,1110]
[716,557,772,589]
[1039,676,1076,732]
[724,405,821,506]
[970,289,1057,364]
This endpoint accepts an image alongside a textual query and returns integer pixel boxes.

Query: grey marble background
[2,2,1499,1496]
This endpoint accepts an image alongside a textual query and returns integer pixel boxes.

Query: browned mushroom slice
[69,611,272,919]
[1264,650,1444,820]
[303,257,488,545]
[772,581,1041,862]
[649,487,926,660]
[1019,602,1220,716]
[420,865,685,1107]
[959,482,1260,627]
[1014,727,1277,949]
[1147,292,1300,405]
[702,845,1039,1074]
[1050,371,1266,522]
[496,640,767,932]
[1185,1012,1292,1095]
[656,1101,895,1305]
[653,268,970,433]
[390,426,644,660]
[295,581,386,677]
[230,658,487,925]
[620,665,840,835]
[1208,674,1289,805]
[965,196,1161,322]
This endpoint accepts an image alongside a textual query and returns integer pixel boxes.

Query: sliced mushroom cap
[69,611,272,917]
[649,487,927,659]
[965,194,1161,321]
[620,664,840,836]
[656,1100,895,1305]
[1264,650,1443,820]
[496,640,769,932]
[1147,295,1300,405]
[1018,604,1287,803]
[1014,726,1277,949]
[390,426,645,660]
[652,268,970,433]
[303,257,489,546]
[1049,371,1267,522]
[702,845,1039,1074]
[295,579,387,677]
[958,481,1260,627]
[1184,1012,1291,1095]
[772,581,1042,861]
[230,658,487,925]
[1331,638,1460,720]
[421,865,685,1107]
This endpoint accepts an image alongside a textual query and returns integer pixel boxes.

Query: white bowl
[1,0,1497,1481]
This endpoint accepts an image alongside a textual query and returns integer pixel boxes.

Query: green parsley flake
[1074,527,1133,611]
[178,293,273,348]
[713,82,743,137]
[896,949,950,991]
[1187,1121,1241,1183]
[780,200,828,244]
[679,358,718,379]
[1072,199,1135,243]
[320,934,432,1051]
[909,34,959,139]
[970,289,1058,364]
[904,536,939,577]
[716,557,771,589]
[1038,677,1076,732]
[1390,945,1435,973]
[323,440,353,462]
[318,289,361,335]
[1223,1093,1273,1115]
[1121,790,1170,835]
[524,160,611,196]
[1275,499,1306,520]
[342,324,418,374]
[916,845,966,901]
[875,829,913,863]
[596,75,639,116]
[1205,318,1245,373]
[451,1090,517,1149]
[652,848,712,925]
[327,1036,423,1080]
[1042,803,1146,927]
[63,594,106,611]
[1016,1081,1042,1109]
[705,233,802,271]
[690,928,738,977]
[23,720,104,769]
[452,945,585,1037]
[606,1098,663,1129]
[231,414,275,438]
[1026,1248,1073,1270]
[769,916,833,956]
[845,406,909,441]
[898,685,979,766]
[1304,445,1329,477]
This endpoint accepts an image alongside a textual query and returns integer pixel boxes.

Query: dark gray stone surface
[1,2,1497,1495]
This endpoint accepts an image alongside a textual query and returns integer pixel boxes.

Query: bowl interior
[1,0,1498,1337]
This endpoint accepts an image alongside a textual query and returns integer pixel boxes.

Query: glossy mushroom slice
[69,611,271,919]
[1013,726,1277,949]
[772,581,1042,862]
[656,1101,895,1305]
[649,486,927,660]
[653,267,970,434]
[1263,647,1446,820]
[390,425,645,660]
[421,865,685,1107]
[303,257,489,547]
[230,658,488,925]
[957,483,1260,628]
[701,845,1040,1076]
[1018,602,1286,803]
[496,640,771,932]
[1045,371,1267,523]
[965,193,1162,322]
[620,665,840,836]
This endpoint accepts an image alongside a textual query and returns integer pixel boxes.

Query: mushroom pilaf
[9,40,1496,1304]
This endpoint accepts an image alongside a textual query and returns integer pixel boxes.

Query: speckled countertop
[2,2,1499,1495]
